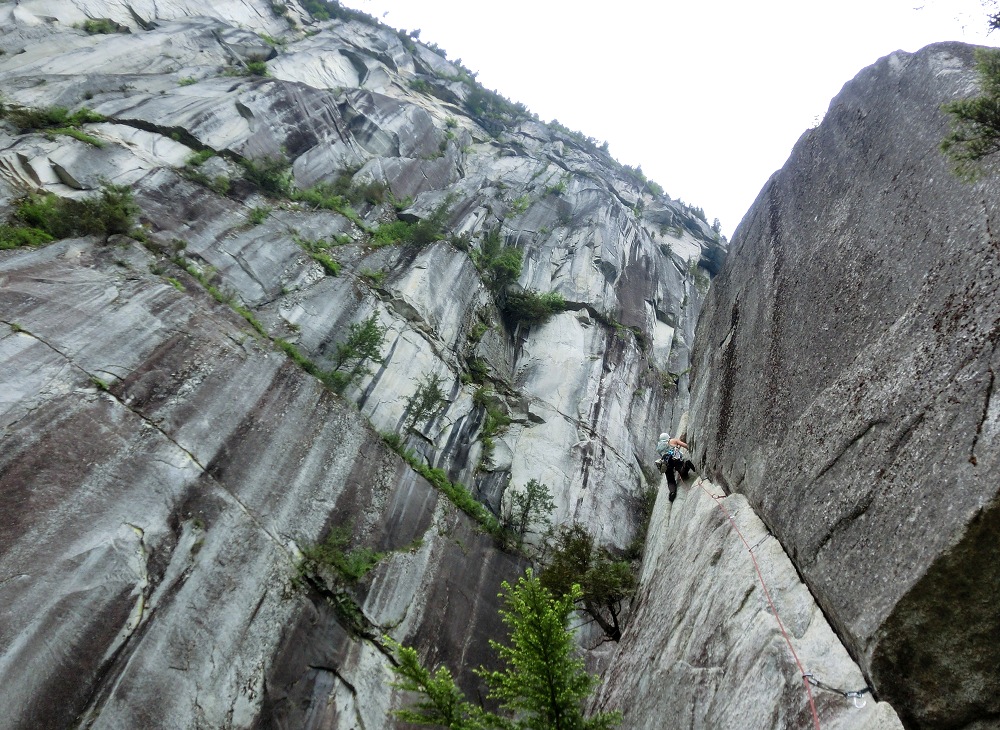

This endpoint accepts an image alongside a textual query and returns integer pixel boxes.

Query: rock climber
[655,432,695,502]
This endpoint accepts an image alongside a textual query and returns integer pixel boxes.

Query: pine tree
[406,371,448,431]
[388,641,489,729]
[503,479,555,550]
[941,48,1000,180]
[389,570,621,729]
[480,571,620,730]
[332,312,386,375]
[324,312,387,392]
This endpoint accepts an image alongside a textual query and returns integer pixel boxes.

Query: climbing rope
[687,476,823,730]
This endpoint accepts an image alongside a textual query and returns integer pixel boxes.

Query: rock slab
[593,478,902,730]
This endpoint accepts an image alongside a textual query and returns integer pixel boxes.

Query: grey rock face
[0,240,523,730]
[593,478,902,730]
[0,1,723,727]
[689,42,1000,728]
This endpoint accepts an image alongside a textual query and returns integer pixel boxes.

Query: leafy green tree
[503,479,555,550]
[323,312,387,392]
[389,570,620,730]
[407,371,448,431]
[539,524,636,642]
[941,47,1000,180]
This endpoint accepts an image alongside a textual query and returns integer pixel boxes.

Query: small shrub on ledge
[2,184,140,245]
[502,290,566,326]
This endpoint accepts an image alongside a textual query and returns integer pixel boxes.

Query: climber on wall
[655,432,695,502]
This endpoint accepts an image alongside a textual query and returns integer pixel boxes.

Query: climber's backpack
[656,447,683,474]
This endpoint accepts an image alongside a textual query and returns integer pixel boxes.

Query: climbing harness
[803,674,872,709]
[689,476,823,730]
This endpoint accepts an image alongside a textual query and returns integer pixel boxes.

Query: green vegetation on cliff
[390,570,621,729]
[0,184,139,248]
[0,102,106,148]
[540,523,636,643]
[500,478,555,551]
[502,290,567,326]
[471,228,566,326]
[300,524,386,584]
[942,48,1000,180]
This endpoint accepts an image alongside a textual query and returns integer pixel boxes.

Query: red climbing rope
[689,477,822,730]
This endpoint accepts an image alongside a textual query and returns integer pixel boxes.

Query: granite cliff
[0,2,989,729]
[686,42,999,729]
[0,1,718,727]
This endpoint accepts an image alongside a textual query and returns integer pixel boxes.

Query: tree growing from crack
[324,312,387,392]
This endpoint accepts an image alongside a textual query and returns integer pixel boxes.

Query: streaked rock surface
[0,239,523,729]
[1,2,966,729]
[0,1,720,727]
[689,42,1000,729]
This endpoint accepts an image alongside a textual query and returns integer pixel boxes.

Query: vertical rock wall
[0,240,524,729]
[688,42,1000,728]
[0,0,723,550]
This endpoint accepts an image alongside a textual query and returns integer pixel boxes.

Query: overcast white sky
[340,0,996,238]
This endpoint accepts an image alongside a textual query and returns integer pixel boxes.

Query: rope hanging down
[689,477,823,730]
